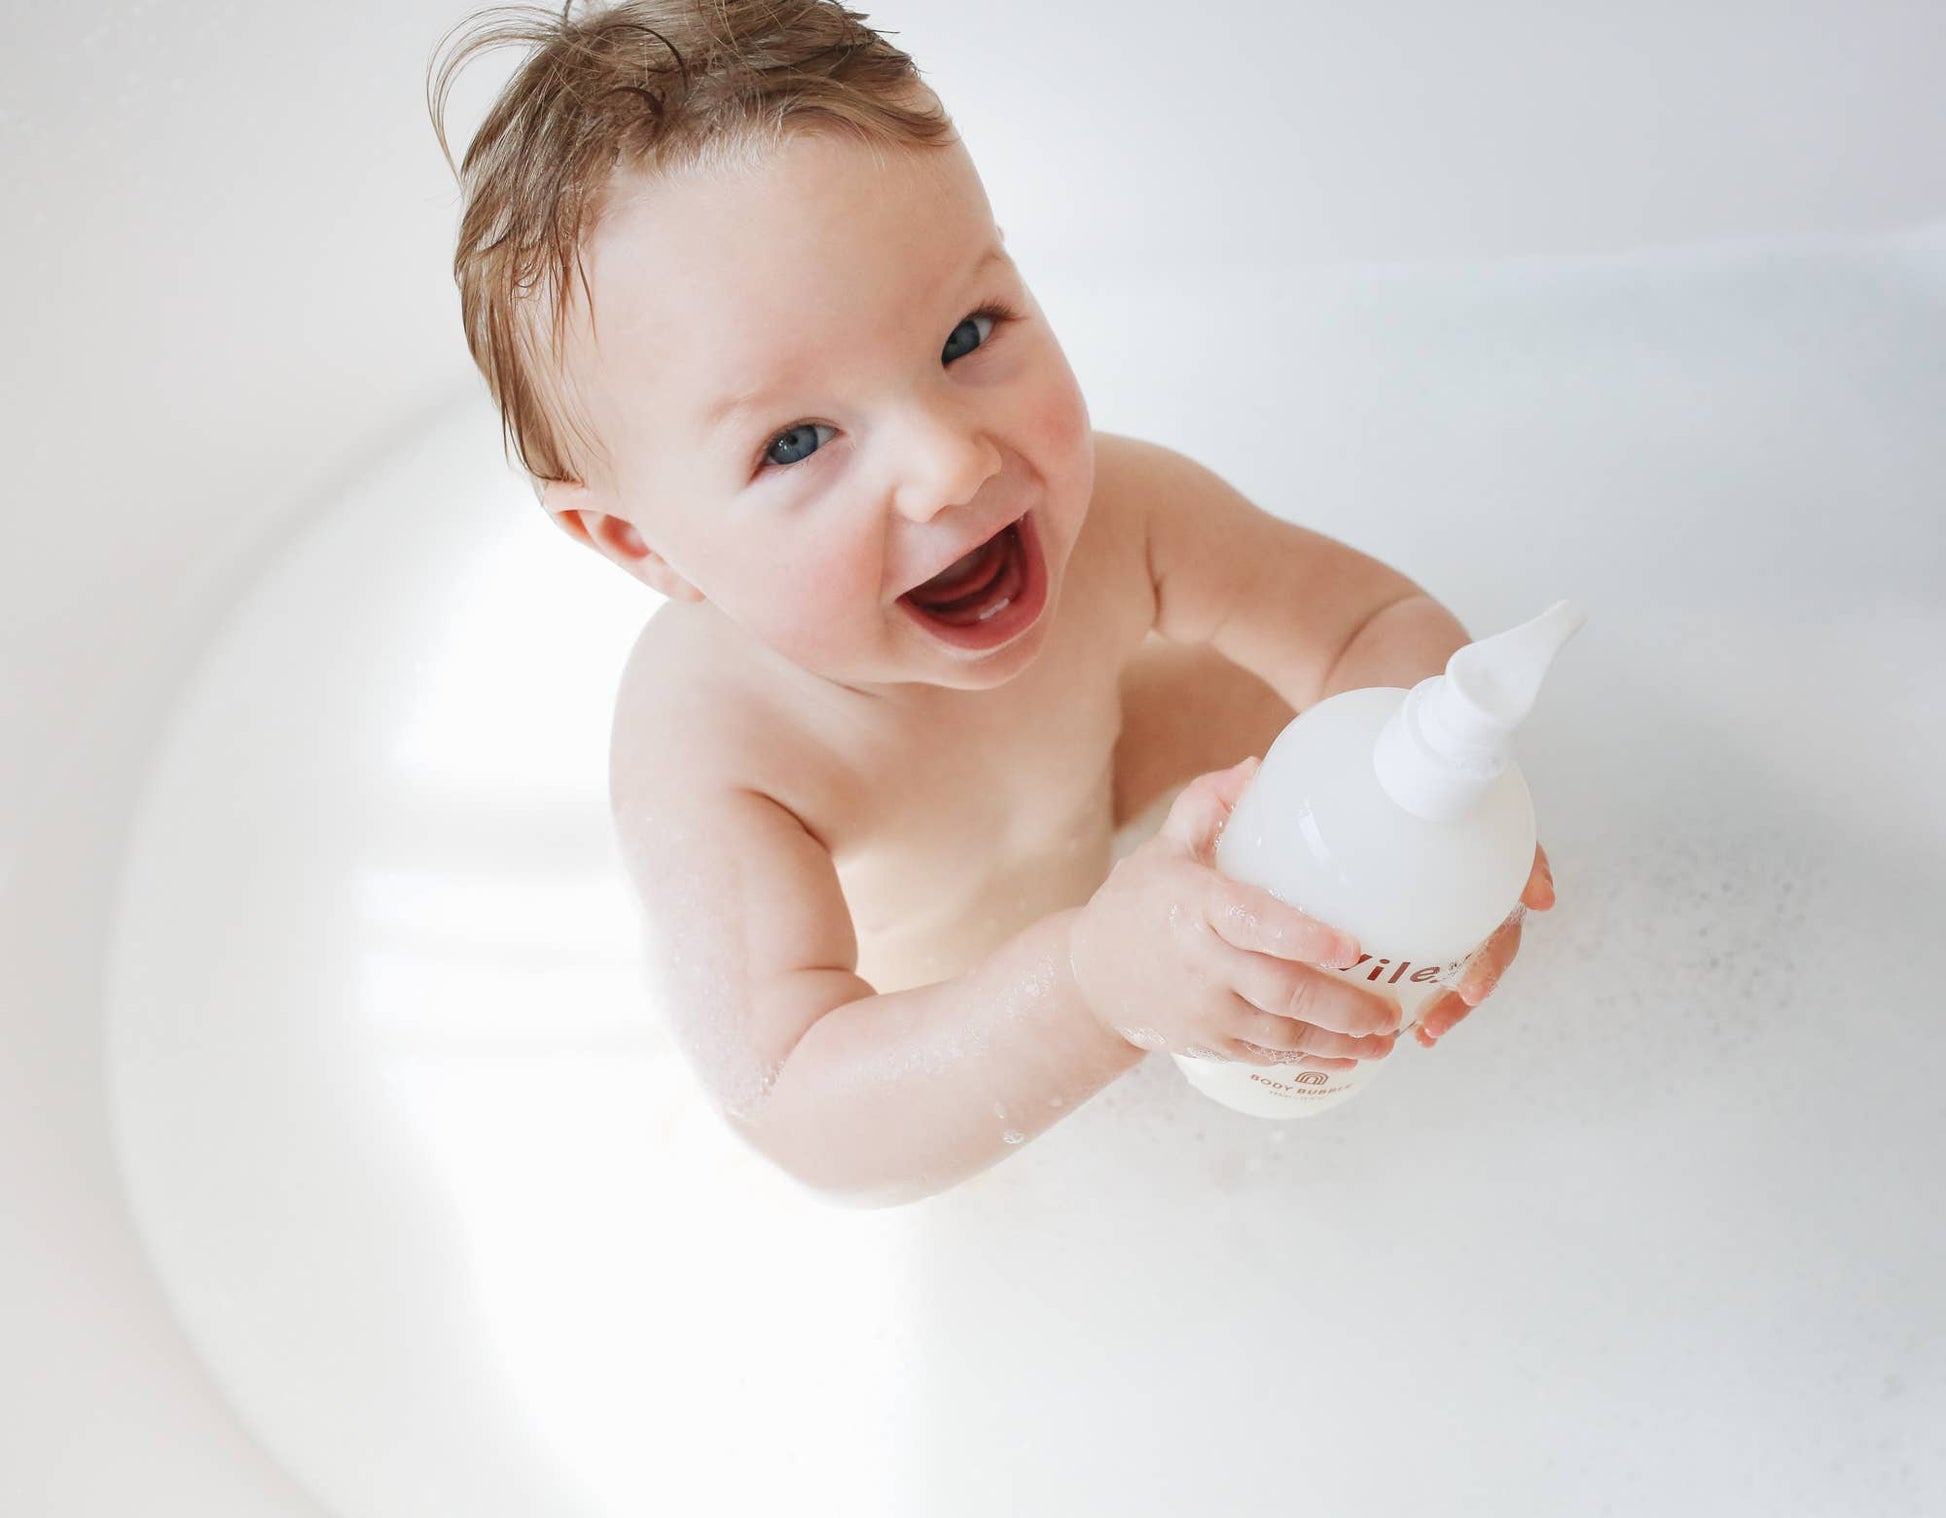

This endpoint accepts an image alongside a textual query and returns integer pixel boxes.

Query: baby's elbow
[728,1112,936,1210]
[700,1036,939,1208]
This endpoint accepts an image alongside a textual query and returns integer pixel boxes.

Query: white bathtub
[7,5,1945,1516]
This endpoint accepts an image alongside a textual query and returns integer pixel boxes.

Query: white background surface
[5,3,1945,1515]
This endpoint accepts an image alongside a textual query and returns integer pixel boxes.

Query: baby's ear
[538,479,705,602]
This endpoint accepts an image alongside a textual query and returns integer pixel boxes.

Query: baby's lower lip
[897,513,1046,653]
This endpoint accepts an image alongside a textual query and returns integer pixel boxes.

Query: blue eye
[763,423,834,469]
[941,308,998,364]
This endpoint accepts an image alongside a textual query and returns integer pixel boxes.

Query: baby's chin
[911,648,1044,692]
[844,625,1054,694]
[906,598,1062,692]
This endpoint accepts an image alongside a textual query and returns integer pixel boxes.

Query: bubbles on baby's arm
[718,1058,786,1123]
[642,926,787,1123]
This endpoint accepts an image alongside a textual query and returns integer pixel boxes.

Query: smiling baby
[428,0,1551,1207]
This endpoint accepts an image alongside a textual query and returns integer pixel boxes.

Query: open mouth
[897,513,1048,652]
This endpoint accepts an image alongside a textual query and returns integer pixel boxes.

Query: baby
[429,0,1551,1207]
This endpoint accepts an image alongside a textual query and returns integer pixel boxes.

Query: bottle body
[1173,687,1537,1119]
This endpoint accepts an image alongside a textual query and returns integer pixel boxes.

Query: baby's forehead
[575,136,996,383]
[594,131,980,275]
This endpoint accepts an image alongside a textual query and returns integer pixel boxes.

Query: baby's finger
[1232,1001,1398,1062]
[1453,912,1524,1007]
[1204,876,1360,969]
[1224,949,1401,1039]
[1161,756,1260,863]
[1414,990,1470,1046]
[1520,843,1556,912]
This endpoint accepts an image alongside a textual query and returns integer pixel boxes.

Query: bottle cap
[1372,600,1587,820]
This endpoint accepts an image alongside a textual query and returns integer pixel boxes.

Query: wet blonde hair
[427,1,957,490]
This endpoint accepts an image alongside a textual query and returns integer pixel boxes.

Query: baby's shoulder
[1071,428,1194,633]
[608,605,821,811]
[1084,429,1159,548]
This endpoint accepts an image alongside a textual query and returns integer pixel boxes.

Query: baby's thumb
[1160,756,1260,861]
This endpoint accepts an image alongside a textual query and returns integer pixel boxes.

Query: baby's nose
[889,429,1002,523]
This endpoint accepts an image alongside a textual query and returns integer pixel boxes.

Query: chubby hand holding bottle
[1068,758,1407,1079]
[1175,600,1586,1119]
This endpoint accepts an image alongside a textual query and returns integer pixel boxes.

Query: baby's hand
[1413,844,1557,1047]
[1069,757,1402,1070]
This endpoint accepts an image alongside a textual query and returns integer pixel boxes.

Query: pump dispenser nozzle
[1373,600,1587,821]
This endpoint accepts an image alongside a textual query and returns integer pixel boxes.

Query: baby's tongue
[914,540,994,598]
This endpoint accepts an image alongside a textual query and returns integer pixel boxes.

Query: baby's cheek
[1025,364,1096,518]
[1027,363,1090,457]
[787,560,881,655]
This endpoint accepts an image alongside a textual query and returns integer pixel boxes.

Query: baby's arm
[1114,432,1555,1036]
[615,750,1143,1210]
[1110,432,1471,705]
[614,735,1394,1210]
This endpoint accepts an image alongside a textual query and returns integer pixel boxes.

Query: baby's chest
[832,680,1124,942]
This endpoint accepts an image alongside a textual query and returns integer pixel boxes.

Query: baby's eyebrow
[701,240,1008,435]
[704,381,792,437]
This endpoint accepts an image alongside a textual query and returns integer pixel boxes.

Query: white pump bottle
[1174,600,1587,1119]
